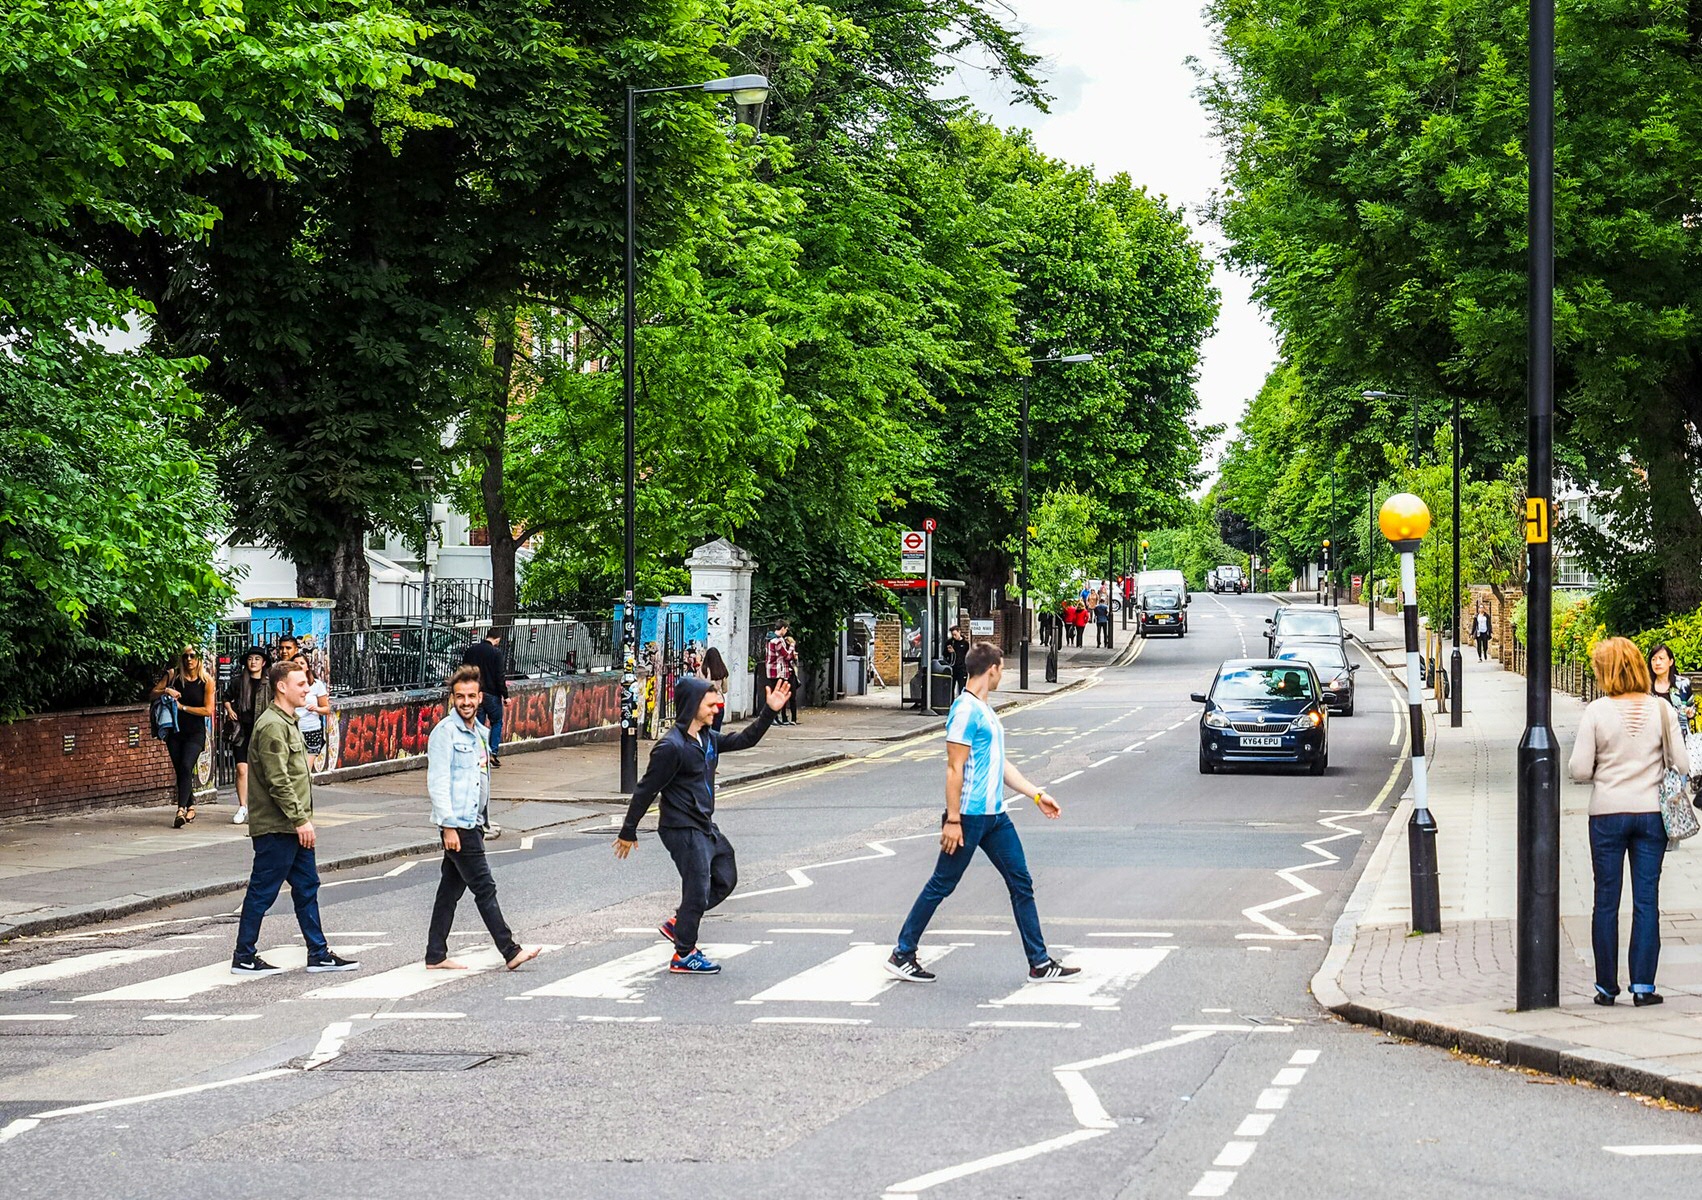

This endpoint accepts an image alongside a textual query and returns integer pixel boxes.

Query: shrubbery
[1511,592,1702,672]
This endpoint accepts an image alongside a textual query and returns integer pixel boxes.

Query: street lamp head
[1322,539,1331,548]
[1379,492,1432,543]
[1140,539,1149,549]
[1361,390,1388,400]
[702,74,770,104]
[1057,353,1095,364]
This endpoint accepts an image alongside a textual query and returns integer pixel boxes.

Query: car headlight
[1288,710,1323,731]
[1330,674,1349,689]
[1204,712,1231,729]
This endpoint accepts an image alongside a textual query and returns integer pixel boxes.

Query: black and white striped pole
[1381,492,1442,933]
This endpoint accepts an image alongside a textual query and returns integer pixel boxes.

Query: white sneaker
[233,806,248,824]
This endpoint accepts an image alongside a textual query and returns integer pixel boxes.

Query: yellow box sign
[1525,497,1550,544]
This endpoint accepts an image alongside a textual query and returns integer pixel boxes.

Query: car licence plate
[1239,735,1282,748]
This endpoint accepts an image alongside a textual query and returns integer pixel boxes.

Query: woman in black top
[223,646,269,824]
[1650,642,1697,799]
[150,647,214,827]
[701,647,730,732]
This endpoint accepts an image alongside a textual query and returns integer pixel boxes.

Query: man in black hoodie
[614,674,791,974]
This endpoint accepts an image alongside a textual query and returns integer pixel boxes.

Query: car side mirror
[1190,692,1208,704]
[1349,664,1361,671]
[1264,617,1273,624]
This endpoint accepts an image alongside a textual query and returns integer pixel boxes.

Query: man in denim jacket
[424,666,539,972]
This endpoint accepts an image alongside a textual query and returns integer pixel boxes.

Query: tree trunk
[482,307,520,629]
[963,547,1009,618]
[298,520,371,625]
[1641,386,1702,616]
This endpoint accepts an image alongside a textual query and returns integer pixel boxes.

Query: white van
[1138,569,1189,606]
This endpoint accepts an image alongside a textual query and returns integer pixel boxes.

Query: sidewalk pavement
[1315,598,1702,1106]
[0,640,1126,941]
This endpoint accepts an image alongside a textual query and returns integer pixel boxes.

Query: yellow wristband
[1034,790,1048,806]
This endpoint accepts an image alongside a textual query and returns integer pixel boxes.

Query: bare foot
[426,959,469,970]
[505,946,541,971]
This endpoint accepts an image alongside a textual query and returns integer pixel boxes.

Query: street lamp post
[1518,0,1560,1011]
[414,461,433,689]
[1018,352,1094,691]
[1381,493,1442,934]
[1366,484,1375,630]
[622,73,770,793]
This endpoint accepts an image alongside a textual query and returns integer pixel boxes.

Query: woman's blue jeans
[1589,811,1666,997]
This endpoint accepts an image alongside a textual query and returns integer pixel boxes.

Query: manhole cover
[320,1051,494,1072]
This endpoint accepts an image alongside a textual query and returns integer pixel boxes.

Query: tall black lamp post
[1518,0,1559,1010]
[1019,352,1094,690]
[622,72,770,792]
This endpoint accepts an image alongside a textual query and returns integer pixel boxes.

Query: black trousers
[1475,633,1491,661]
[425,827,520,965]
[165,732,204,809]
[658,825,737,955]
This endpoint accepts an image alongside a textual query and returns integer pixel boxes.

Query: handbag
[149,693,179,740]
[1658,705,1699,841]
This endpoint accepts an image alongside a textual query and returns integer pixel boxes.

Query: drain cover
[320,1051,494,1072]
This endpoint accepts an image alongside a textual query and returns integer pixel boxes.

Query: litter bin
[843,654,867,697]
[930,662,955,711]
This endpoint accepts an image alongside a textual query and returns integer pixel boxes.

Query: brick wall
[0,705,183,821]
[1465,585,1522,665]
[872,616,903,685]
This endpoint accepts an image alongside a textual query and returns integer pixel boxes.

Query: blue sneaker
[669,949,721,975]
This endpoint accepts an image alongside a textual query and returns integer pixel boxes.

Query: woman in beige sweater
[1569,637,1685,1007]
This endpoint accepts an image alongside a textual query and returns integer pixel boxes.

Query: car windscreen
[1278,612,1341,636]
[1278,645,1346,673]
[1144,591,1181,610]
[1213,665,1318,702]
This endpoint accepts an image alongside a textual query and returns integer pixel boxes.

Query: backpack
[150,693,179,739]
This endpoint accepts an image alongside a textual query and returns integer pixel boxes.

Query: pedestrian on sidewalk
[1569,637,1685,1007]
[1071,601,1090,647]
[701,646,730,732]
[1471,608,1492,661]
[612,674,791,975]
[150,647,214,828]
[783,633,803,726]
[230,659,360,977]
[296,659,332,773]
[1648,643,1700,802]
[462,628,509,768]
[222,646,270,825]
[1038,607,1055,648]
[1093,595,1111,647]
[765,621,791,723]
[423,667,540,974]
[885,643,1081,985]
[946,627,969,695]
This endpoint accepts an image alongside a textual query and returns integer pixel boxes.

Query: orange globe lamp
[1379,493,1431,547]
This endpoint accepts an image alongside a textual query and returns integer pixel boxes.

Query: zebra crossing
[0,928,1178,1025]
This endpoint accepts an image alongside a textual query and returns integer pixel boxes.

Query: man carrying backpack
[612,675,791,974]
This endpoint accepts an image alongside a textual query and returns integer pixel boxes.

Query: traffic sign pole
[923,527,934,714]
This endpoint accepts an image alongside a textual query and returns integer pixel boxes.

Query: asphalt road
[2,592,1699,1199]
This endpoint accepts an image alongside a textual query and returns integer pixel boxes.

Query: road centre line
[767,928,854,935]
[0,1014,76,1021]
[1088,756,1118,769]
[25,1068,296,1123]
[1604,1145,1702,1156]
[1049,771,1083,785]
[752,1017,870,1026]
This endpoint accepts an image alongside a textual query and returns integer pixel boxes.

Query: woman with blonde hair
[1570,636,1686,1006]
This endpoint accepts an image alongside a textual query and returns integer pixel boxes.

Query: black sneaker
[884,951,936,983]
[230,955,283,977]
[1028,957,1082,982]
[305,953,361,974]
[490,754,502,769]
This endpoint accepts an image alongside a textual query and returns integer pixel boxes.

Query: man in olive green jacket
[230,660,361,976]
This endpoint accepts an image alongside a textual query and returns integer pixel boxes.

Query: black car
[1192,659,1330,775]
[1263,606,1343,655]
[1274,639,1359,716]
[1138,588,1187,637]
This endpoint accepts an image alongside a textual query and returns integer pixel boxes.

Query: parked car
[1274,639,1358,715]
[1138,586,1188,637]
[1264,606,1343,655]
[1192,659,1329,774]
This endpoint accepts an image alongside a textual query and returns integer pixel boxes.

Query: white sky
[947,0,1279,472]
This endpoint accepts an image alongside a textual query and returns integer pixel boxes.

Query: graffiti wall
[326,673,621,771]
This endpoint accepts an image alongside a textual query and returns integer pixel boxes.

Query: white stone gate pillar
[686,538,759,718]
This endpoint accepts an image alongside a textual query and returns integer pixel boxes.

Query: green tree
[1008,487,1099,611]
[1203,0,1702,615]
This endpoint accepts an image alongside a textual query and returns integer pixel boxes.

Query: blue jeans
[896,812,1048,967]
[478,694,504,755]
[1589,811,1667,996]
[234,832,327,960]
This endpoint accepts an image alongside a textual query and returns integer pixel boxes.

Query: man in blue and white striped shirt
[886,643,1081,983]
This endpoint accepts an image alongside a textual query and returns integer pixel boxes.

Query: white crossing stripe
[748,944,955,1004]
[304,945,561,1000]
[1604,1145,1702,1156]
[523,943,755,1001]
[74,946,310,1002]
[0,947,192,994]
[72,943,387,1002]
[1189,1171,1237,1197]
[988,947,1174,1008]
